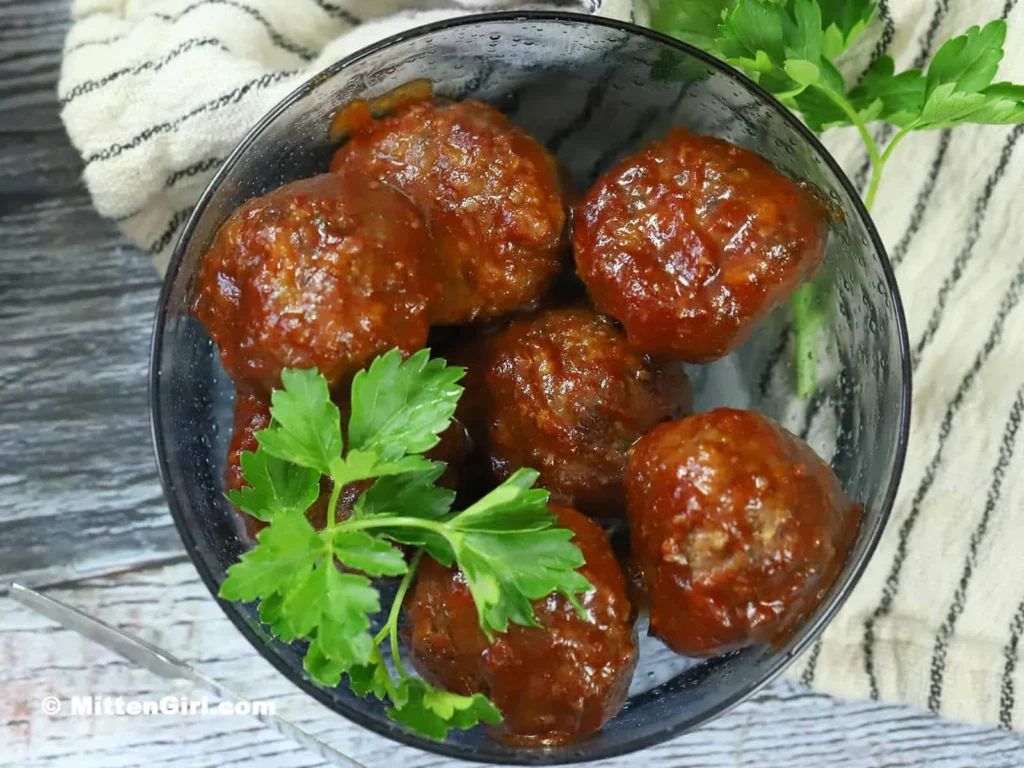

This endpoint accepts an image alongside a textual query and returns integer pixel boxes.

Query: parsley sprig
[219,349,592,739]
[651,1,1024,396]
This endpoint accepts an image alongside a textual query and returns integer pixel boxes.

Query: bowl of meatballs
[150,10,911,766]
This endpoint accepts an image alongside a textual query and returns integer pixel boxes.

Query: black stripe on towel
[887,0,1018,271]
[165,156,225,188]
[151,0,318,61]
[1000,599,1024,728]
[149,206,196,254]
[307,0,361,25]
[915,0,951,69]
[84,70,297,166]
[851,0,951,194]
[793,380,854,690]
[111,158,224,224]
[545,35,628,155]
[862,253,1024,700]
[800,639,823,688]
[927,387,1024,713]
[592,82,690,174]
[911,124,1024,370]
[756,324,792,398]
[871,0,895,67]
[889,130,951,269]
[546,76,615,155]
[61,38,232,106]
[65,35,127,55]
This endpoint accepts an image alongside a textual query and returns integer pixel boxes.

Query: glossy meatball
[574,128,828,362]
[484,308,690,517]
[192,173,438,392]
[625,408,859,657]
[404,505,637,745]
[330,99,568,324]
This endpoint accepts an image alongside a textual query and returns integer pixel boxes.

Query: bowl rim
[150,9,912,766]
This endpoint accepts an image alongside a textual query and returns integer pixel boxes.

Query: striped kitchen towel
[58,0,1024,734]
[58,0,634,274]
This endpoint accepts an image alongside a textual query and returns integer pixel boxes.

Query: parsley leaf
[446,468,552,533]
[354,462,454,520]
[347,657,392,699]
[303,636,346,687]
[847,56,926,127]
[347,349,465,461]
[219,355,598,741]
[220,513,380,666]
[226,448,321,522]
[284,562,379,665]
[389,678,502,740]
[330,450,434,486]
[651,0,735,51]
[443,469,592,639]
[219,513,323,606]
[817,0,875,57]
[257,368,343,475]
[331,531,408,576]
[455,527,591,638]
[926,20,1006,96]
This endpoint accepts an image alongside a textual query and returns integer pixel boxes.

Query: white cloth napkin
[59,0,634,273]
[58,0,1024,733]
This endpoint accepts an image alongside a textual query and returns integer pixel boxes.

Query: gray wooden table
[4,1,1024,765]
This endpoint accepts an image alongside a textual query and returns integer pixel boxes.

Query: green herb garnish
[652,1,1024,396]
[219,349,593,740]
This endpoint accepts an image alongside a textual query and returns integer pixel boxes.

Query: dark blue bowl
[150,11,911,765]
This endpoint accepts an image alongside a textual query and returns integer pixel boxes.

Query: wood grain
[0,0,184,589]
[4,561,1024,768]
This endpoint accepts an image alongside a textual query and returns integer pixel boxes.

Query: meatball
[404,505,637,745]
[330,99,568,324]
[192,173,438,392]
[625,408,859,657]
[574,128,828,362]
[483,308,690,517]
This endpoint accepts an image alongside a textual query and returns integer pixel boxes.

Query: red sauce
[192,173,439,393]
[482,307,690,517]
[574,128,828,362]
[403,504,637,745]
[625,408,859,656]
[331,99,568,325]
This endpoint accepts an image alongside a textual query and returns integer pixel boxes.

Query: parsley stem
[812,84,882,174]
[336,515,448,536]
[388,549,423,680]
[793,282,822,400]
[865,127,911,212]
[792,86,883,399]
[325,480,343,529]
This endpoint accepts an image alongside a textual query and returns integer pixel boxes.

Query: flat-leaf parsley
[651,1,1024,397]
[219,349,593,740]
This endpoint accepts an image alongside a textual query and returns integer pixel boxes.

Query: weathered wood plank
[4,561,1024,767]
[0,0,186,589]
